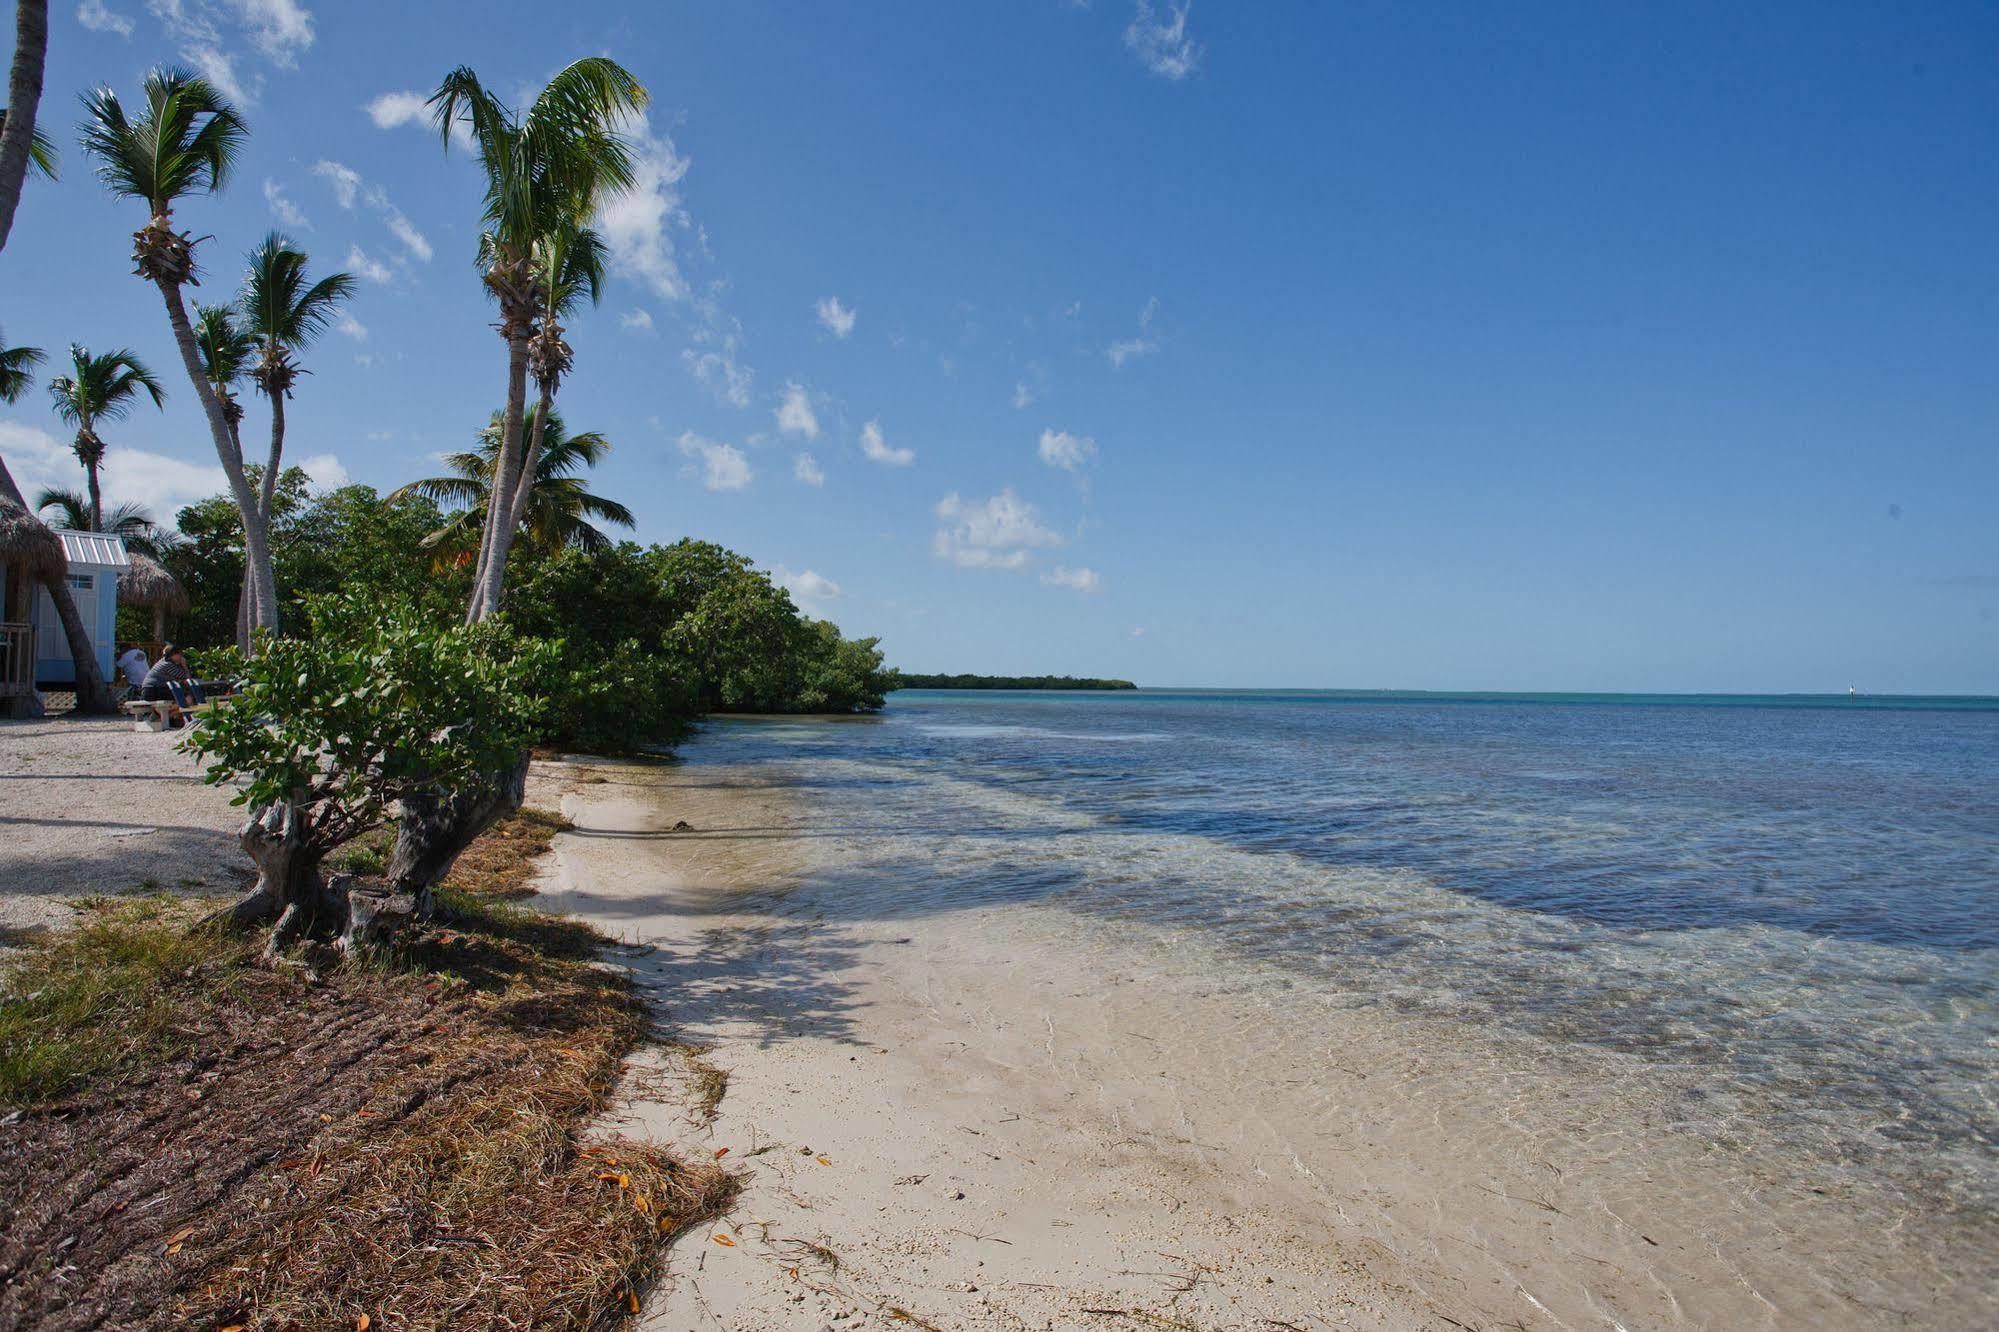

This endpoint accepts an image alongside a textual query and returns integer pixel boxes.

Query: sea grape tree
[185,593,550,955]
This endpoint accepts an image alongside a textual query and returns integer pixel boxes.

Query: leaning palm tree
[497,220,608,563]
[0,452,113,715]
[46,344,165,529]
[0,0,51,252]
[390,405,633,562]
[427,58,646,622]
[33,488,174,557]
[77,68,278,635]
[191,302,259,647]
[0,330,44,402]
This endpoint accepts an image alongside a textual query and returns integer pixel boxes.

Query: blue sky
[2,1,1994,692]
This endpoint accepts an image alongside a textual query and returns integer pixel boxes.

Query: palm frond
[78,68,246,210]
[0,110,58,180]
[0,338,46,403]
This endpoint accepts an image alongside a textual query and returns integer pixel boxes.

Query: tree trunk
[468,326,532,624]
[154,272,280,637]
[84,457,102,531]
[237,390,284,650]
[0,0,49,254]
[39,570,114,714]
[499,383,554,549]
[388,752,530,902]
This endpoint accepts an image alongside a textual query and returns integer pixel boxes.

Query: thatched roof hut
[118,552,188,640]
[0,457,67,620]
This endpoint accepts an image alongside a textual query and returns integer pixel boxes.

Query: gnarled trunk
[226,803,419,959]
[0,0,49,254]
[388,753,531,901]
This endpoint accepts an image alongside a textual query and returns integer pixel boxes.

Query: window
[66,574,92,591]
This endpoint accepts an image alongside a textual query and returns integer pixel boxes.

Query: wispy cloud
[345,244,392,284]
[815,295,857,339]
[1124,1,1200,80]
[775,382,820,439]
[145,0,318,103]
[619,308,655,334]
[793,452,826,487]
[335,313,367,341]
[312,159,361,209]
[684,347,752,407]
[1037,428,1097,471]
[1042,565,1102,593]
[2,419,223,516]
[296,451,347,489]
[1107,295,1160,367]
[932,488,1062,570]
[778,566,842,606]
[1012,381,1035,410]
[313,161,428,263]
[366,87,472,148]
[677,432,752,492]
[598,112,692,302]
[263,177,310,229]
[78,0,135,37]
[859,419,915,467]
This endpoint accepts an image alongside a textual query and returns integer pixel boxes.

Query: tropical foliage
[46,344,164,529]
[0,333,43,402]
[32,489,173,557]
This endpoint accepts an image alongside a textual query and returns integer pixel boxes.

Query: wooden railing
[0,622,32,697]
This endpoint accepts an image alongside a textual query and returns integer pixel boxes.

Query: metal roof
[56,531,132,569]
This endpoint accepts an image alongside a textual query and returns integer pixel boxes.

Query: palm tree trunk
[468,326,531,623]
[236,387,286,648]
[84,458,102,530]
[153,271,280,638]
[494,381,554,573]
[0,0,48,254]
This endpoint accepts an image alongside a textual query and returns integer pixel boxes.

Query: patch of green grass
[335,841,387,876]
[0,897,258,1109]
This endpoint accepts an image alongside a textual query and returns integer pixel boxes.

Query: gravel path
[0,716,249,946]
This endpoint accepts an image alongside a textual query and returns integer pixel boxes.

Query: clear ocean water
[696,688,1999,1238]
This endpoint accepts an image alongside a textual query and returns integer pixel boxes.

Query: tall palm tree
[77,69,277,635]
[33,489,174,558]
[191,301,258,649]
[0,0,49,252]
[239,233,354,559]
[427,58,646,622]
[46,344,164,529]
[499,219,607,562]
[0,330,43,402]
[391,405,633,561]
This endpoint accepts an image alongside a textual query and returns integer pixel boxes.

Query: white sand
[0,716,246,943]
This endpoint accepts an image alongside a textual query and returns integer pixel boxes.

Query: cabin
[0,531,130,690]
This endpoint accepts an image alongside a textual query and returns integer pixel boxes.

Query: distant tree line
[890,673,1136,691]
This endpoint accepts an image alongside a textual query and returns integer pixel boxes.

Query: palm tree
[33,488,174,557]
[191,302,258,648]
[391,405,633,561]
[239,233,354,573]
[46,345,165,529]
[0,453,114,714]
[499,219,607,566]
[0,0,50,252]
[0,330,43,402]
[77,69,278,635]
[427,58,646,621]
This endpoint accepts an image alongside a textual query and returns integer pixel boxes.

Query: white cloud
[815,295,856,339]
[677,432,752,492]
[619,308,654,333]
[1127,626,1147,638]
[375,196,432,262]
[313,159,361,209]
[1124,0,1201,80]
[233,0,313,64]
[262,177,309,229]
[1107,295,1161,366]
[1,420,224,517]
[1038,428,1097,471]
[859,419,915,467]
[684,347,752,408]
[345,245,392,284]
[78,1,135,37]
[931,488,1062,570]
[296,451,347,489]
[365,90,426,129]
[1012,381,1034,410]
[335,313,366,341]
[184,42,251,105]
[775,382,819,439]
[1042,565,1102,593]
[793,452,825,487]
[778,567,841,605]
[598,112,692,302]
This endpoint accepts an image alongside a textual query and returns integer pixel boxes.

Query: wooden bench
[123,699,176,732]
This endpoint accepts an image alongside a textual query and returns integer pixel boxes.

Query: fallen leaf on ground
[712,1234,736,1247]
[713,1146,730,1159]
[626,1290,639,1314]
[356,1316,371,1331]
[816,1156,831,1166]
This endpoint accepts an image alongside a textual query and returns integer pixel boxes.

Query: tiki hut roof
[118,552,189,612]
[0,458,67,582]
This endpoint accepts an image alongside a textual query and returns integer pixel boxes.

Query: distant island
[891,673,1138,691]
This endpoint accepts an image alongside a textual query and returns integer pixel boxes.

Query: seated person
[115,644,150,690]
[138,644,195,727]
